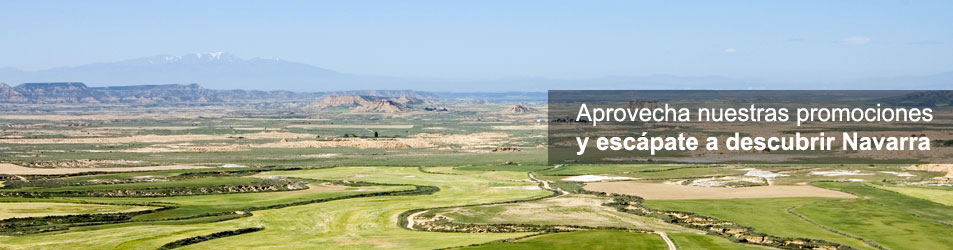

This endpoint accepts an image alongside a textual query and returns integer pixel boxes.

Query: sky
[1,0,952,83]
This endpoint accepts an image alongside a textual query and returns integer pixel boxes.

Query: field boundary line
[785,204,888,250]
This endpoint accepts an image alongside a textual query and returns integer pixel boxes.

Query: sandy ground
[92,126,200,131]
[490,125,546,130]
[254,132,507,150]
[907,164,953,178]
[584,182,856,200]
[0,113,220,121]
[286,124,414,129]
[0,163,208,175]
[0,131,314,144]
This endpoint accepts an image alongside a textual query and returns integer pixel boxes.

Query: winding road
[528,172,567,195]
[405,210,428,229]
[404,170,678,249]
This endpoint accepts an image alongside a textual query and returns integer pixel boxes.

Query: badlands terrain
[1,84,952,249]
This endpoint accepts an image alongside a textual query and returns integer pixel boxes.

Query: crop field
[457,230,667,250]
[585,182,856,199]
[0,202,155,220]
[644,198,879,250]
[1,100,952,250]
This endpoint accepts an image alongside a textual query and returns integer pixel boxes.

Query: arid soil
[584,182,857,200]
[285,124,414,129]
[907,164,953,178]
[0,131,314,144]
[0,163,209,175]
[490,125,546,130]
[254,132,508,150]
[0,113,221,121]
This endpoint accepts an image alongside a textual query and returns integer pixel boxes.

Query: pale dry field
[0,112,223,121]
[434,194,695,232]
[907,164,953,178]
[255,132,508,150]
[0,202,155,220]
[490,124,546,130]
[585,182,857,200]
[0,131,314,144]
[285,124,414,129]
[0,163,208,175]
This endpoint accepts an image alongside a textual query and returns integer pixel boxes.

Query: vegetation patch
[158,227,264,249]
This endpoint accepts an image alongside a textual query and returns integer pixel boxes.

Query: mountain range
[1,52,952,91]
[0,82,431,104]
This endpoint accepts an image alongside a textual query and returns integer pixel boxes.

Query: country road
[657,232,677,250]
[529,172,567,195]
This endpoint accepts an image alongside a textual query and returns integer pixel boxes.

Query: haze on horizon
[1,0,952,90]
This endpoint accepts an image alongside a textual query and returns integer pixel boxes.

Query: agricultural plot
[427,194,693,232]
[644,198,879,250]
[666,233,774,250]
[0,202,155,220]
[876,185,953,206]
[457,230,667,250]
[1,101,952,250]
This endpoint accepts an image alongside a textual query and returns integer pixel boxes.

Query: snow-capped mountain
[124,52,243,65]
[1,52,951,91]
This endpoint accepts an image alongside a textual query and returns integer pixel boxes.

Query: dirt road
[529,172,567,195]
[657,232,677,250]
[405,210,428,229]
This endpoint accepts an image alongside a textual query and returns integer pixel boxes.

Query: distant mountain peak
[0,52,355,90]
[133,52,242,65]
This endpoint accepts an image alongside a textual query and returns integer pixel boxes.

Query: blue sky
[1,0,951,83]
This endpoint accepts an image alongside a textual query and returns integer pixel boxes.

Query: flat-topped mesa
[16,82,89,91]
[311,95,381,108]
[502,103,538,115]
[11,82,96,103]
[311,94,420,113]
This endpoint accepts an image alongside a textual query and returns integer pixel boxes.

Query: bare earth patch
[0,113,219,121]
[254,132,508,150]
[285,124,414,129]
[0,202,155,220]
[490,125,546,130]
[0,131,314,144]
[585,181,856,200]
[0,163,208,175]
[908,164,953,178]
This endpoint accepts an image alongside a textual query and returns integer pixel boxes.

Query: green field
[429,194,693,232]
[877,184,953,206]
[667,233,773,250]
[2,101,952,250]
[0,202,154,220]
[644,197,878,250]
[458,230,667,250]
[644,182,953,250]
[795,182,953,250]
[0,167,551,249]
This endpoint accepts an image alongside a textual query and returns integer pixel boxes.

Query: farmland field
[0,202,155,220]
[1,98,952,250]
[457,230,667,250]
